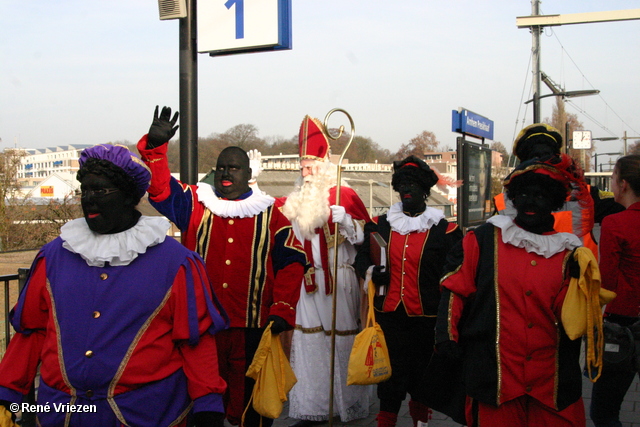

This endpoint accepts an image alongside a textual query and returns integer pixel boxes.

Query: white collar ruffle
[487,214,581,258]
[60,216,171,267]
[196,183,275,218]
[386,202,445,235]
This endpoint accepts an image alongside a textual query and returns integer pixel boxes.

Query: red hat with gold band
[299,115,330,160]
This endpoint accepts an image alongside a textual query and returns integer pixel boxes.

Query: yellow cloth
[243,322,297,420]
[0,406,17,427]
[561,247,616,382]
[346,280,392,385]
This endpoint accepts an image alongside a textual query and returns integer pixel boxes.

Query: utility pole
[517,6,640,124]
[179,0,198,184]
[531,0,541,123]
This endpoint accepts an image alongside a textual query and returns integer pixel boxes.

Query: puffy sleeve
[0,254,48,403]
[435,232,480,344]
[171,255,227,413]
[137,135,195,231]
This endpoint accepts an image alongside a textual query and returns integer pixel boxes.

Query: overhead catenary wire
[545,26,640,137]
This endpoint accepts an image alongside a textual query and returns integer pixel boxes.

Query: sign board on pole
[457,138,493,228]
[198,0,292,55]
[452,108,494,140]
[572,130,592,149]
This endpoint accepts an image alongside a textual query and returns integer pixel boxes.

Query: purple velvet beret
[79,144,151,197]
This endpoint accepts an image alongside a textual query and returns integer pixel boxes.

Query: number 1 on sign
[224,0,244,39]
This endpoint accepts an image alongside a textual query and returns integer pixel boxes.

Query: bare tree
[490,141,509,167]
[395,131,440,160]
[0,149,26,251]
[6,195,82,250]
[628,140,640,155]
[220,124,266,152]
[546,98,594,171]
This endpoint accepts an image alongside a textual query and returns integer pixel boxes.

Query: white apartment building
[17,145,92,190]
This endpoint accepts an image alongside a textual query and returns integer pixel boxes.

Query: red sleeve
[440,232,481,342]
[172,259,226,400]
[269,262,304,326]
[136,134,173,202]
[599,215,621,293]
[0,257,48,397]
[329,186,371,223]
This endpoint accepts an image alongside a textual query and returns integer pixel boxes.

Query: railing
[1,268,30,356]
[1,268,35,427]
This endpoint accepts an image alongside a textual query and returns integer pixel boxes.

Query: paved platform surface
[272,375,640,427]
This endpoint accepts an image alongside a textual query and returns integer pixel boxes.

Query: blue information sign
[198,0,292,56]
[451,109,494,140]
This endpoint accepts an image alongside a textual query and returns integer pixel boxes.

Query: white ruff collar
[487,215,581,258]
[386,202,445,235]
[60,216,171,267]
[196,183,275,218]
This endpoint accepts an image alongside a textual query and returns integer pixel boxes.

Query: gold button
[86,390,94,398]
[85,350,94,358]
[528,322,534,328]
[225,260,231,265]
[526,386,532,392]
[93,311,101,319]
[229,220,234,225]
[531,260,537,266]
[526,355,532,361]
[525,290,532,296]
[222,283,228,289]
[228,238,234,243]
[100,273,108,280]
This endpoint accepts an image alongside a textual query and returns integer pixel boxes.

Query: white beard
[283,160,336,241]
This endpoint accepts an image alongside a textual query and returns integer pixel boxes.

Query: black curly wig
[391,156,439,198]
[77,158,141,205]
[505,171,568,212]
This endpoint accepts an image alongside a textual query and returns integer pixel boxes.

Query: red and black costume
[355,204,461,422]
[137,137,306,426]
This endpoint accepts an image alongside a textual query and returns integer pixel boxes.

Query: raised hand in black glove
[371,265,390,288]
[266,315,288,334]
[436,340,463,362]
[193,411,225,427]
[147,105,180,149]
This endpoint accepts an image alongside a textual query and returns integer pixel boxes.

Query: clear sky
[1,1,639,159]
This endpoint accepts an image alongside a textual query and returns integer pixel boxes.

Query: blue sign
[452,109,494,140]
[198,0,292,56]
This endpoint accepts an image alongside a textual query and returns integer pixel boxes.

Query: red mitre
[299,115,330,160]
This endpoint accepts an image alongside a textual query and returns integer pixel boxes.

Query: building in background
[16,145,91,195]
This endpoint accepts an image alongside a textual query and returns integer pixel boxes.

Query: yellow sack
[0,406,17,427]
[347,280,392,385]
[244,322,297,420]
[561,247,616,382]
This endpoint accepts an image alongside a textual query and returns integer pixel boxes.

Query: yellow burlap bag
[0,406,17,427]
[347,280,392,385]
[561,247,616,382]
[244,322,297,421]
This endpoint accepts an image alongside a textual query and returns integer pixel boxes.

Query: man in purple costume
[0,144,228,427]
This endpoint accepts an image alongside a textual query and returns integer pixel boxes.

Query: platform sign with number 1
[198,0,292,55]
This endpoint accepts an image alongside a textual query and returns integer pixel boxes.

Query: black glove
[371,265,390,288]
[193,411,225,427]
[147,105,179,149]
[267,315,288,334]
[436,340,463,362]
[568,251,580,279]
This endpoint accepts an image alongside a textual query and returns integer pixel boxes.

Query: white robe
[288,218,371,422]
